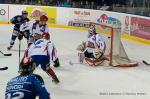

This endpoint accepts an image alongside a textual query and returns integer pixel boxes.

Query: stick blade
[142,60,150,65]
[4,53,12,56]
[0,67,8,70]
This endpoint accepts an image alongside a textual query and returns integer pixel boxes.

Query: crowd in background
[2,0,150,8]
[0,0,150,16]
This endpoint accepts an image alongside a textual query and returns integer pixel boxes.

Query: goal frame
[90,22,138,67]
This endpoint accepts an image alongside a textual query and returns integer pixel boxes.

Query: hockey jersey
[20,21,31,32]
[5,74,50,99]
[30,20,49,36]
[86,33,106,53]
[10,15,29,31]
[26,39,57,62]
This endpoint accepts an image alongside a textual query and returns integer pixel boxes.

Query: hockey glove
[53,58,60,68]
[18,33,23,40]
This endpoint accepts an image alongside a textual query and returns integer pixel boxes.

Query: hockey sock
[10,35,17,45]
[46,68,56,78]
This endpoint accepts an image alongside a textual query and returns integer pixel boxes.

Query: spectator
[84,1,91,9]
[63,0,72,7]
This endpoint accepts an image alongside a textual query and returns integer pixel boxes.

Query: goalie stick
[0,51,12,56]
[0,66,8,70]
[142,60,150,65]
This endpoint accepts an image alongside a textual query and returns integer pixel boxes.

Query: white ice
[0,24,150,99]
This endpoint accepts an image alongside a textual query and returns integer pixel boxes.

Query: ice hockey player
[7,10,30,50]
[77,25,109,66]
[28,15,50,46]
[19,20,31,44]
[5,57,50,99]
[24,32,60,84]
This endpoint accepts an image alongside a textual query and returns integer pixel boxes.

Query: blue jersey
[10,15,29,31]
[5,74,50,99]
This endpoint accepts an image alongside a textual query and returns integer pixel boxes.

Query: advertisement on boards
[96,13,122,27]
[68,9,92,28]
[26,6,57,24]
[123,16,131,35]
[130,17,150,40]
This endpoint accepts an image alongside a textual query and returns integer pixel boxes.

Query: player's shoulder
[12,15,22,21]
[14,15,22,18]
[7,75,28,84]
[24,18,30,22]
[8,76,18,83]
[31,74,44,84]
[95,33,103,38]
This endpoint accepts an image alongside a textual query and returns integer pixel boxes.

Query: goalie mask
[19,57,36,75]
[88,25,96,37]
[88,25,96,34]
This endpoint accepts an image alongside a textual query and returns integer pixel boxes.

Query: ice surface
[0,24,150,99]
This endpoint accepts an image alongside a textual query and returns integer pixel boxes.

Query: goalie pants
[84,50,94,58]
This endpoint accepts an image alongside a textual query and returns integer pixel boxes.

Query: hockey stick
[0,51,12,56]
[69,60,82,65]
[0,66,8,70]
[142,60,150,65]
[19,40,21,67]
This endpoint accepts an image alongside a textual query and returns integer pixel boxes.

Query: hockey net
[90,22,138,67]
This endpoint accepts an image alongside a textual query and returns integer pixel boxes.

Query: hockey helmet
[19,57,36,74]
[40,15,48,21]
[43,32,50,40]
[22,10,28,18]
[22,10,28,15]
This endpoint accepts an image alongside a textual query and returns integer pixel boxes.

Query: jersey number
[6,92,24,99]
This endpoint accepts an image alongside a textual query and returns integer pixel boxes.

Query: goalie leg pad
[78,52,85,64]
[85,56,109,66]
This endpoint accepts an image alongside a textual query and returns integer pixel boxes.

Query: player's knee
[11,35,17,40]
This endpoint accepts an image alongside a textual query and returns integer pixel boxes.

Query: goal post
[90,22,138,67]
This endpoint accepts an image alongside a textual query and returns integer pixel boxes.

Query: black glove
[18,33,23,40]
[53,58,60,68]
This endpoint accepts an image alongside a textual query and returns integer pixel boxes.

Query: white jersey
[86,33,106,53]
[26,39,57,61]
[20,21,31,32]
[30,20,49,36]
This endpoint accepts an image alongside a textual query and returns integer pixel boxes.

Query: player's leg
[77,42,86,63]
[32,55,60,83]
[46,67,60,84]
[7,29,19,50]
[85,49,109,66]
